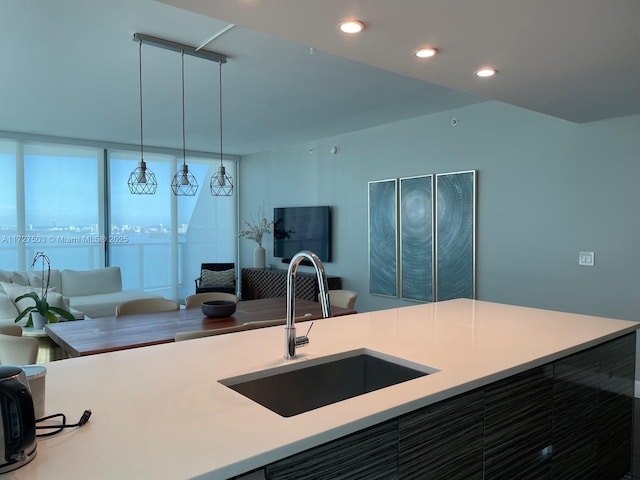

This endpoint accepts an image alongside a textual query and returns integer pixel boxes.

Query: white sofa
[0,266,162,323]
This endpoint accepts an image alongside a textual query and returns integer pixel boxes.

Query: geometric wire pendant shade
[171,51,198,196]
[210,61,233,196]
[129,40,158,195]
[171,163,198,196]
[131,33,228,196]
[210,164,233,196]
[128,160,158,194]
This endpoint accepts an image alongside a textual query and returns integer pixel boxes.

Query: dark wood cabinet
[596,333,635,477]
[398,389,484,480]
[241,268,342,301]
[551,345,600,479]
[265,420,399,480]
[250,334,635,480]
[484,366,554,480]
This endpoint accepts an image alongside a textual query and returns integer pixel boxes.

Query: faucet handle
[295,322,314,348]
[304,322,314,337]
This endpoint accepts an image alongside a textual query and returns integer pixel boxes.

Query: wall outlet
[579,251,595,266]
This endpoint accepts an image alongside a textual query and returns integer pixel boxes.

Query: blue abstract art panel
[435,170,476,301]
[368,179,398,297]
[400,175,433,302]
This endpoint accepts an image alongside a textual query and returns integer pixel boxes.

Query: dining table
[44,297,355,358]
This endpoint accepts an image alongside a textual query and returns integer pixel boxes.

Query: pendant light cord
[181,51,186,168]
[219,61,223,166]
[139,40,144,162]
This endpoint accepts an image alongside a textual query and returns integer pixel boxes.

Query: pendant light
[128,39,158,194]
[171,51,198,196]
[132,33,228,194]
[210,61,233,196]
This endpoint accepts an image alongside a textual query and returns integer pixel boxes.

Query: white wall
[238,101,640,323]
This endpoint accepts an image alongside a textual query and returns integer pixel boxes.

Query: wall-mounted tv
[273,206,331,262]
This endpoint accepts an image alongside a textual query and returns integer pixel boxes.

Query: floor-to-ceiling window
[0,140,19,269]
[1,136,237,302]
[109,151,173,295]
[1,140,102,270]
[24,143,102,269]
[108,150,236,300]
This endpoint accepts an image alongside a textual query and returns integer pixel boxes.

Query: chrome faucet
[284,250,332,359]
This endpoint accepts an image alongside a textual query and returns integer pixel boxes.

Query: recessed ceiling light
[475,68,497,78]
[338,19,365,34]
[415,47,438,58]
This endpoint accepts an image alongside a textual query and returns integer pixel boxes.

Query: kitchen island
[11,299,638,479]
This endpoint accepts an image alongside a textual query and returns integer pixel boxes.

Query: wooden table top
[45,297,355,358]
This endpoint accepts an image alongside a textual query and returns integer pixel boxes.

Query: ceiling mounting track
[133,33,227,64]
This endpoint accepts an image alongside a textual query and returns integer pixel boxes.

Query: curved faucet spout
[285,250,332,359]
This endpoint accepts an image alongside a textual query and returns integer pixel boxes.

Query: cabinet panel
[265,420,398,480]
[551,347,600,479]
[252,334,635,480]
[398,389,483,480]
[484,365,554,480]
[597,333,635,478]
[241,268,341,301]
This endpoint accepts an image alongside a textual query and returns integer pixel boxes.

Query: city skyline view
[1,140,236,298]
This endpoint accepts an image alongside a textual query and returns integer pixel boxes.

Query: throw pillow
[10,271,29,286]
[0,282,39,312]
[0,292,19,320]
[27,272,44,288]
[201,268,235,288]
[0,282,63,313]
[47,291,70,310]
[0,269,12,284]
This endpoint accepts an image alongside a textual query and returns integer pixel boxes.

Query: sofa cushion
[61,267,122,297]
[26,272,43,288]
[0,269,12,284]
[26,269,62,292]
[10,271,29,286]
[0,292,19,320]
[201,268,235,288]
[0,282,68,312]
[69,291,162,319]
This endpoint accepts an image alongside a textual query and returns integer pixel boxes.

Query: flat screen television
[273,206,331,262]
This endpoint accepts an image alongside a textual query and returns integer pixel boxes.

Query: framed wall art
[368,178,398,297]
[435,170,476,301]
[399,175,433,302]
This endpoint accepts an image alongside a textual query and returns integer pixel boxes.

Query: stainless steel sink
[219,349,438,417]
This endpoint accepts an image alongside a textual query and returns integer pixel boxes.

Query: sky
[0,151,216,228]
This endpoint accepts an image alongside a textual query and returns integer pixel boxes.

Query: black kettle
[0,366,37,473]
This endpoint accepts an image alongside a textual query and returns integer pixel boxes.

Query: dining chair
[174,324,249,342]
[194,262,236,294]
[184,292,239,309]
[321,290,358,310]
[115,298,180,317]
[0,333,39,365]
[0,325,24,337]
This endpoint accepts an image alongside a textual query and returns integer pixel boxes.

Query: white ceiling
[2,0,638,156]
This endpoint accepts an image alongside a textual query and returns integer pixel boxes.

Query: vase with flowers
[238,205,274,269]
[14,252,76,329]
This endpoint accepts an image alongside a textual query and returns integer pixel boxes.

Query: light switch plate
[579,251,595,266]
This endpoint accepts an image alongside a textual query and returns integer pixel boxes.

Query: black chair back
[195,263,236,294]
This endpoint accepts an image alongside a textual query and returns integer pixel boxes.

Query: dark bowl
[201,300,237,318]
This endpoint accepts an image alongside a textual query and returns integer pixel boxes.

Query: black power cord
[35,410,92,438]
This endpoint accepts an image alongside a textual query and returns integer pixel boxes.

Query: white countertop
[9,299,639,480]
